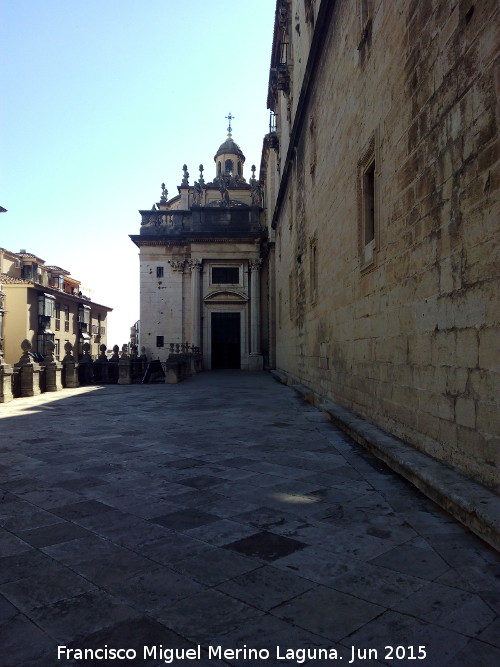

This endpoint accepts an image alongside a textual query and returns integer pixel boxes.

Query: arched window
[225,159,234,174]
[218,161,222,175]
[237,161,242,176]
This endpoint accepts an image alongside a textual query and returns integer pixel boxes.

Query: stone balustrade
[0,340,203,402]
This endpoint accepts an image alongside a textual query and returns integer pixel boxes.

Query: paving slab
[0,371,498,666]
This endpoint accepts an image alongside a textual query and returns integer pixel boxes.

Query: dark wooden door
[211,312,241,369]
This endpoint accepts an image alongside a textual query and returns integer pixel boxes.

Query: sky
[1,0,276,347]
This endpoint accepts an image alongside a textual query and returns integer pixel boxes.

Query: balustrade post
[118,344,131,385]
[0,353,13,403]
[62,341,79,388]
[108,344,120,382]
[96,343,109,383]
[15,339,41,397]
[42,340,63,392]
[0,284,12,402]
[78,342,94,385]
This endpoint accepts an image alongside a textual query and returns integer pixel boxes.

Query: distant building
[130,125,267,370]
[0,247,112,364]
[130,320,140,348]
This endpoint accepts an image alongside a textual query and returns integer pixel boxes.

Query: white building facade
[131,130,267,370]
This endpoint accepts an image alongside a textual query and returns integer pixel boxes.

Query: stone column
[42,340,63,392]
[189,259,202,349]
[249,259,264,370]
[15,339,41,397]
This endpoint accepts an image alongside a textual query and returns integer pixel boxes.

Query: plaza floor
[0,371,498,667]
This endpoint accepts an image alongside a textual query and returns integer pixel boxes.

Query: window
[225,159,234,175]
[305,0,315,25]
[278,289,282,329]
[36,332,54,358]
[64,305,70,332]
[310,239,318,303]
[55,304,61,331]
[21,263,37,280]
[289,273,296,321]
[358,0,373,48]
[358,135,378,269]
[363,160,375,245]
[156,336,164,348]
[50,275,64,290]
[38,293,54,317]
[156,266,164,278]
[212,267,239,284]
[78,305,90,326]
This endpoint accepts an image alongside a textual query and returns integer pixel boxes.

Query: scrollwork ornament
[189,259,202,273]
[168,259,186,273]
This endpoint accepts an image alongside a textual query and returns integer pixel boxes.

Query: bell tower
[214,113,246,180]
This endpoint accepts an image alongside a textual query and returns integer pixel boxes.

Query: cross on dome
[225,112,235,136]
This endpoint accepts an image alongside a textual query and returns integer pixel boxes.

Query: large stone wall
[272,0,499,488]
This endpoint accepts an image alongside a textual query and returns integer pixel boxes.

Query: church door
[211,312,241,369]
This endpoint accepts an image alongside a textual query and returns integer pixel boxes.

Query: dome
[214,134,246,161]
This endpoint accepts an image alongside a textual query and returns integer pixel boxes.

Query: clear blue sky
[1,0,276,346]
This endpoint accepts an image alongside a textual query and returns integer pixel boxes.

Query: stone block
[479,327,499,371]
[407,334,432,366]
[43,362,63,392]
[432,330,456,367]
[455,397,476,429]
[117,359,131,385]
[476,401,500,435]
[455,328,479,368]
[16,363,41,397]
[248,354,264,371]
[62,361,79,389]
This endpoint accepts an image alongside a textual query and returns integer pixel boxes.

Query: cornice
[271,0,338,229]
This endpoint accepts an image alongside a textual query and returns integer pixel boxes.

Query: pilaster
[168,259,186,342]
[189,259,202,348]
[249,259,264,370]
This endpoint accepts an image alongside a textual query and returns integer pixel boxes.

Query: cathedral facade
[130,128,267,371]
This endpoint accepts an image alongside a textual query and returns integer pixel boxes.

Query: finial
[160,183,168,203]
[182,164,189,186]
[225,112,235,136]
[251,164,256,180]
[199,164,205,185]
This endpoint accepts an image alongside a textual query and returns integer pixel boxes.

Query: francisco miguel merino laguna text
[58,644,428,663]
[58,645,340,663]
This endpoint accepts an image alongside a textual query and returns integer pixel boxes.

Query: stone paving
[0,371,498,667]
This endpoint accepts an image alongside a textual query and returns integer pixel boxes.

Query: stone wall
[270,0,499,488]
